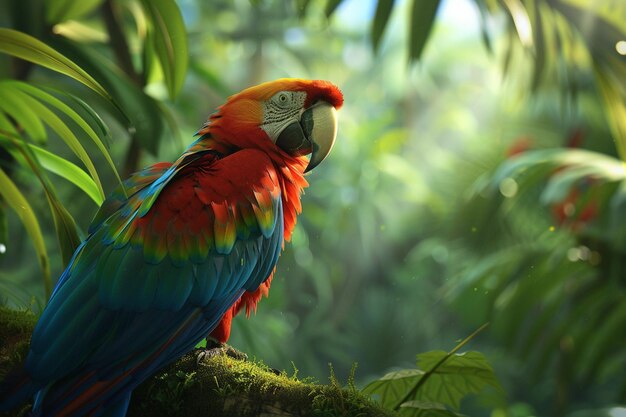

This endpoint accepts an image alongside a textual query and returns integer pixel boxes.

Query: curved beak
[275,101,339,173]
[303,102,338,172]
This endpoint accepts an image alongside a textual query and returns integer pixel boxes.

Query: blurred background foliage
[0,0,625,416]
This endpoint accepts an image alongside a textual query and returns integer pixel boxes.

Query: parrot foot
[196,338,248,365]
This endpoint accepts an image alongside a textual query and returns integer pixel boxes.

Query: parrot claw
[268,367,282,376]
[196,338,248,365]
[195,339,283,375]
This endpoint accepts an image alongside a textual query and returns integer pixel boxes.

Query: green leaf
[46,0,104,24]
[4,85,105,199]
[595,66,626,162]
[0,108,18,134]
[539,165,604,205]
[325,0,343,17]
[0,275,34,307]
[139,0,188,99]
[501,27,515,80]
[0,132,102,205]
[0,81,121,200]
[530,2,545,92]
[408,0,441,61]
[0,116,82,268]
[568,407,626,417]
[14,82,122,195]
[400,401,464,417]
[502,0,533,48]
[578,301,626,378]
[363,351,502,411]
[414,351,504,409]
[50,39,165,155]
[62,92,112,148]
[47,193,81,267]
[0,28,110,100]
[296,0,312,17]
[492,149,625,187]
[363,369,425,409]
[371,0,395,53]
[0,167,51,298]
[142,21,159,85]
[0,84,47,143]
[0,137,81,271]
[558,0,626,38]
[52,19,109,43]
[474,0,493,55]
[609,180,626,249]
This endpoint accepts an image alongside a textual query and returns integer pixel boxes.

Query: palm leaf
[371,0,395,53]
[408,0,441,61]
[0,167,51,298]
[0,131,102,205]
[1,83,105,199]
[50,39,165,156]
[0,111,82,267]
[45,0,104,24]
[324,0,343,17]
[13,82,123,194]
[0,28,110,100]
[139,0,188,98]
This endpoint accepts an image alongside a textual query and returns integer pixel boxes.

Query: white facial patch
[261,91,307,142]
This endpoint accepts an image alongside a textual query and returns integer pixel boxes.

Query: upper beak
[275,101,339,173]
[303,102,338,173]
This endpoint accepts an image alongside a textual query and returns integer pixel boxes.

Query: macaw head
[205,78,343,172]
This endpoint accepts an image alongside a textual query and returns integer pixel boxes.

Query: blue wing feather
[19,149,285,417]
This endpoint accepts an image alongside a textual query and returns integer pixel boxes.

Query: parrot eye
[272,92,292,108]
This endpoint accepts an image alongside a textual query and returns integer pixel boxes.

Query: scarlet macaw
[0,78,343,417]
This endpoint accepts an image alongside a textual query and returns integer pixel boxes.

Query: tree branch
[0,307,393,417]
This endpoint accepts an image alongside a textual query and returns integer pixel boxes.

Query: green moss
[0,307,36,382]
[0,307,37,417]
[0,308,394,417]
[130,352,394,417]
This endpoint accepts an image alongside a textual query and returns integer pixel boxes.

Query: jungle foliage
[0,0,625,416]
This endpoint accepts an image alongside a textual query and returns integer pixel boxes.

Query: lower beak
[275,102,338,173]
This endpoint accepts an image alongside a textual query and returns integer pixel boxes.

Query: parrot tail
[0,366,40,412]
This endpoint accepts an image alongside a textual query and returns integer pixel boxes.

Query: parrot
[0,78,343,417]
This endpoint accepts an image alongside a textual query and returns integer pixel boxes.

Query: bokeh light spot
[499,177,518,197]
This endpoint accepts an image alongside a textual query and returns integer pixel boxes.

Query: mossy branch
[0,307,393,417]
